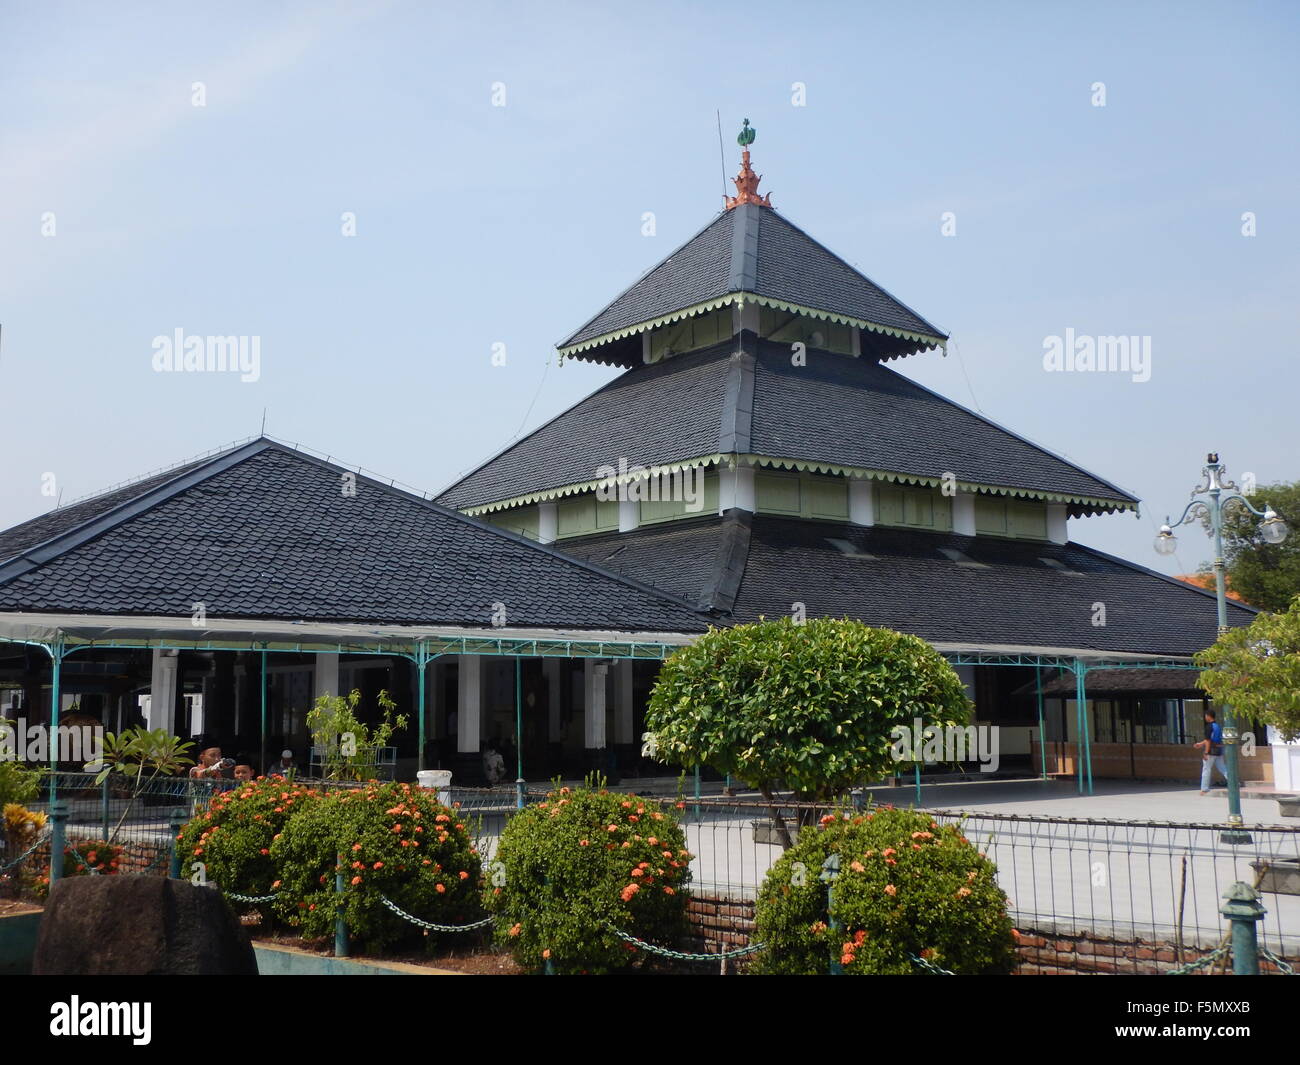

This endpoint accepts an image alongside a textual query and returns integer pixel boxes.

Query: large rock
[33,876,258,975]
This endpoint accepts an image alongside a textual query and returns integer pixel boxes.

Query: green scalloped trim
[558,297,737,360]
[463,454,727,514]
[742,294,946,351]
[461,452,1135,516]
[748,456,1132,511]
[557,291,947,360]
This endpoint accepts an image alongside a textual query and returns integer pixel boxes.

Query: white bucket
[416,769,453,806]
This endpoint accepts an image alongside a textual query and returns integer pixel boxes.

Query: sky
[1,0,1296,580]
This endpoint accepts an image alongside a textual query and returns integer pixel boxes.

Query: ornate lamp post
[1154,453,1288,843]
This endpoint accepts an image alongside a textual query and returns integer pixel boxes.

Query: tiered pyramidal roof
[435,123,1254,658]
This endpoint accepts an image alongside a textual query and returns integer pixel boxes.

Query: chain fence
[4,775,1299,974]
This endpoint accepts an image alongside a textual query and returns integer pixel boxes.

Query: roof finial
[724,118,772,210]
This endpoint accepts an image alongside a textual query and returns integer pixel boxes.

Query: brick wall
[684,894,1299,975]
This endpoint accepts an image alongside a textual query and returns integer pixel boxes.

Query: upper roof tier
[557,203,949,366]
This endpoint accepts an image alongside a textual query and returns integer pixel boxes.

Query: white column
[952,492,976,537]
[614,661,634,745]
[718,466,756,514]
[544,659,563,741]
[850,327,862,358]
[457,655,484,754]
[537,502,558,544]
[313,652,339,702]
[584,660,607,749]
[849,478,875,526]
[149,649,179,734]
[618,499,639,532]
[1047,504,1069,545]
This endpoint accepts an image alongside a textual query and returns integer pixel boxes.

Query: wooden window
[755,471,849,520]
[974,496,1047,540]
[639,469,719,525]
[556,495,619,538]
[875,484,952,531]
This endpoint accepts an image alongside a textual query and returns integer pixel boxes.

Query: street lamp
[1154,453,1289,844]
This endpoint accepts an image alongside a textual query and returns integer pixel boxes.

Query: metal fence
[5,777,1298,973]
[668,796,1300,968]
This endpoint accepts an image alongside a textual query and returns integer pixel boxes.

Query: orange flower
[373,861,384,870]
[663,886,675,895]
[631,868,644,877]
[458,870,469,880]
[884,884,897,896]
[607,825,618,832]
[579,840,590,847]
[850,860,865,873]
[351,875,362,885]
[542,948,552,959]
[435,883,446,893]
[352,843,362,852]
[508,923,521,937]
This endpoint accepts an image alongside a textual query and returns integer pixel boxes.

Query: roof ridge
[760,209,948,341]
[867,356,1141,507]
[254,443,715,621]
[1066,540,1259,616]
[701,508,752,612]
[557,210,732,349]
[54,435,262,508]
[436,341,739,507]
[0,439,274,586]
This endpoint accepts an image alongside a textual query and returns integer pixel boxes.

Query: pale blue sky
[2,0,1296,580]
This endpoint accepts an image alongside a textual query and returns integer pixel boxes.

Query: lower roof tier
[558,511,1254,660]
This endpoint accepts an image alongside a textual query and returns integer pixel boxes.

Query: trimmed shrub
[646,619,971,833]
[485,785,692,974]
[174,775,314,905]
[754,807,1017,975]
[270,781,482,951]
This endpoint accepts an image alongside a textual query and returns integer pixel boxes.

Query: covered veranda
[2,612,1259,801]
[0,611,696,797]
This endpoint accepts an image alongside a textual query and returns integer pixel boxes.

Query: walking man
[1194,708,1227,795]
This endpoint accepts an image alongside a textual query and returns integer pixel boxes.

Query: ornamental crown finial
[724,118,772,210]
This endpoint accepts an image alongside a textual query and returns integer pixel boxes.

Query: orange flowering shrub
[31,839,124,898]
[486,784,691,974]
[174,775,315,907]
[270,781,482,951]
[754,807,1016,974]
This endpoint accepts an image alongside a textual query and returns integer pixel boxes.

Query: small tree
[646,618,971,846]
[93,727,195,842]
[1217,481,1300,611]
[1195,595,1300,742]
[306,689,407,781]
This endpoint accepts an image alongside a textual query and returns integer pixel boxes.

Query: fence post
[1220,881,1265,975]
[100,776,110,842]
[515,777,526,811]
[48,799,67,885]
[820,853,842,975]
[335,853,350,958]
[168,807,188,879]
